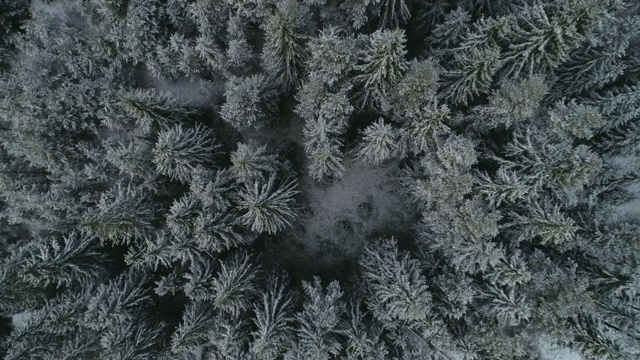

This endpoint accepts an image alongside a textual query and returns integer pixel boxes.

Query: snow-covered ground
[538,338,582,360]
[266,158,414,273]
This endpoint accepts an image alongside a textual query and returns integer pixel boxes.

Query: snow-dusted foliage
[2,0,640,359]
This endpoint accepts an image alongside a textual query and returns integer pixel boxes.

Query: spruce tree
[221,74,277,129]
[292,277,345,360]
[237,174,299,234]
[360,238,432,324]
[354,118,398,166]
[356,29,408,109]
[153,124,220,184]
[250,274,296,360]
[262,0,309,91]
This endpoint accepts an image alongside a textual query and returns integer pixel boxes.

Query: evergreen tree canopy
[1,0,640,359]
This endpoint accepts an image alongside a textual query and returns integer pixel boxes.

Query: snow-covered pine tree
[250,274,296,360]
[290,277,345,360]
[237,173,299,234]
[221,74,277,129]
[153,124,220,183]
[262,0,309,91]
[356,29,408,110]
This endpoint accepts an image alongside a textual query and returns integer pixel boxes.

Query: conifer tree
[171,300,216,354]
[153,124,220,183]
[0,242,47,314]
[500,2,584,79]
[307,142,345,181]
[99,320,164,360]
[430,7,471,48]
[84,268,152,331]
[82,182,158,245]
[5,289,98,360]
[479,284,532,327]
[118,89,195,133]
[378,0,410,29]
[292,277,345,360]
[551,14,640,99]
[343,300,388,359]
[104,139,156,179]
[439,45,500,105]
[433,272,476,320]
[237,174,299,234]
[19,232,107,288]
[400,105,450,155]
[590,84,640,130]
[166,193,200,237]
[124,231,203,270]
[360,238,432,324]
[221,74,277,129]
[2,1,640,359]
[306,27,356,86]
[510,200,578,248]
[190,168,237,211]
[226,16,255,71]
[356,29,408,109]
[472,75,548,130]
[392,59,440,115]
[211,251,259,317]
[207,311,251,359]
[354,118,398,166]
[250,274,296,360]
[262,0,309,91]
[193,210,253,252]
[298,86,353,181]
[231,142,280,183]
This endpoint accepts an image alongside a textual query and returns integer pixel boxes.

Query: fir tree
[292,277,345,360]
[19,232,107,288]
[221,74,277,129]
[354,118,398,166]
[193,210,253,252]
[430,7,471,48]
[378,0,410,29]
[81,182,158,245]
[99,320,164,360]
[171,300,216,354]
[211,251,259,317]
[2,1,640,359]
[250,274,296,360]
[439,45,500,105]
[500,2,584,79]
[400,105,450,155]
[306,27,356,86]
[392,59,440,115]
[118,89,195,133]
[231,142,280,183]
[262,0,309,91]
[153,124,220,183]
[237,174,299,234]
[84,268,152,331]
[104,139,156,179]
[343,300,388,359]
[356,29,408,109]
[360,238,432,324]
[207,311,251,359]
[472,75,548,130]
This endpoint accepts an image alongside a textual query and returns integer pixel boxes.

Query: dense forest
[1,0,640,359]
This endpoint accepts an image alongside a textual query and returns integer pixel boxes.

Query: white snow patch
[11,311,33,330]
[609,155,640,222]
[143,74,222,107]
[30,0,71,17]
[282,158,414,265]
[538,338,582,360]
